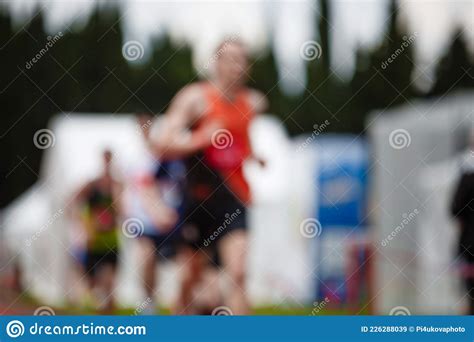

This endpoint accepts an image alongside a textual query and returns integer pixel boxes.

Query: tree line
[0,0,473,207]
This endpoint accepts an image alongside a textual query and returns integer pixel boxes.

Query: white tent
[416,154,467,313]
[368,91,474,314]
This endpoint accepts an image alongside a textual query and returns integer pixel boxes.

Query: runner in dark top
[73,149,122,313]
[123,114,186,314]
[451,137,474,315]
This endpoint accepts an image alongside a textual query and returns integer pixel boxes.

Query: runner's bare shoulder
[169,82,207,119]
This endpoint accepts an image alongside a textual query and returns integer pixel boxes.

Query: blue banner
[0,316,472,341]
[316,135,369,228]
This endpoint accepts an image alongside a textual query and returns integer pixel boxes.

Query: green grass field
[1,291,370,316]
[60,307,363,316]
[2,295,369,316]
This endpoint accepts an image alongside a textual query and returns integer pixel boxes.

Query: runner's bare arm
[137,176,178,232]
[70,181,96,242]
[69,181,93,219]
[72,181,93,204]
[248,89,268,166]
[248,89,268,114]
[154,84,209,159]
[112,180,124,217]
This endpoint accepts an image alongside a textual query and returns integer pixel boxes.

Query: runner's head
[102,149,113,174]
[214,38,249,88]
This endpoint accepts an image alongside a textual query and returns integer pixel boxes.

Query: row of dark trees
[0,0,473,207]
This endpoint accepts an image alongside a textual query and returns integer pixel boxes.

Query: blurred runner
[451,131,474,315]
[72,149,122,313]
[154,38,267,314]
[123,114,186,314]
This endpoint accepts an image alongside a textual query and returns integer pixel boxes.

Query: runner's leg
[218,229,249,315]
[175,246,205,315]
[99,262,116,313]
[140,237,158,314]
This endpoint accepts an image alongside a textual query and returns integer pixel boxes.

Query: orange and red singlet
[190,83,254,205]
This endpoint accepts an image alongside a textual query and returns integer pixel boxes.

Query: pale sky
[2,0,473,94]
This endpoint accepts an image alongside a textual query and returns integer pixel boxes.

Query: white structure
[369,91,474,314]
[1,114,315,308]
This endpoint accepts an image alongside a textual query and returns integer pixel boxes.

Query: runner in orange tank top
[154,38,267,315]
[198,82,254,204]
